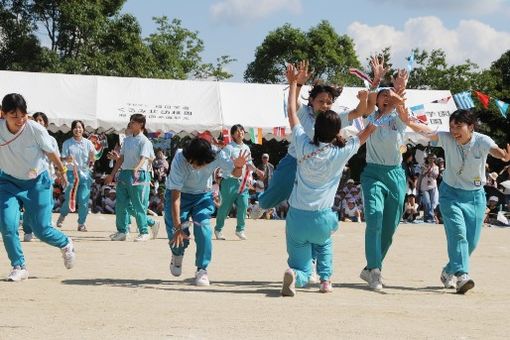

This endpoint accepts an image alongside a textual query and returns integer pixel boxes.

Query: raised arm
[365,55,389,116]
[286,64,300,128]
[294,60,311,110]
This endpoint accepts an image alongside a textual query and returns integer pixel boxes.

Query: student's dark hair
[313,110,345,148]
[182,137,216,166]
[130,113,146,130]
[1,93,27,114]
[230,124,244,136]
[308,84,342,104]
[71,120,85,130]
[32,112,49,127]
[449,109,477,127]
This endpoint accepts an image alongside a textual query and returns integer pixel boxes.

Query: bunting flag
[406,51,415,72]
[410,104,428,124]
[453,91,475,109]
[474,91,490,109]
[273,127,286,137]
[431,96,451,104]
[249,127,263,144]
[221,128,231,144]
[348,68,372,85]
[88,133,108,160]
[494,98,509,118]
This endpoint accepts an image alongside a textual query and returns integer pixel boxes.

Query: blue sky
[121,0,510,82]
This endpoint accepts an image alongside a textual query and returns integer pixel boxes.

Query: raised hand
[387,90,406,108]
[393,69,409,94]
[357,89,369,101]
[286,63,298,83]
[370,55,389,88]
[296,60,311,85]
[234,150,249,168]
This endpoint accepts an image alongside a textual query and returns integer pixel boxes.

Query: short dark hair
[230,124,245,136]
[449,109,476,126]
[33,112,49,127]
[313,110,345,147]
[1,93,27,114]
[182,137,216,166]
[130,114,146,130]
[71,120,85,130]
[308,84,342,103]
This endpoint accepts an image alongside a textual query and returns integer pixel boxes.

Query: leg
[114,172,131,234]
[258,154,297,209]
[76,175,92,225]
[24,172,69,248]
[58,171,74,218]
[361,170,387,270]
[0,184,25,267]
[380,168,406,262]
[235,189,249,232]
[285,208,313,287]
[421,190,432,222]
[464,190,486,258]
[164,190,192,256]
[191,194,215,270]
[314,238,333,282]
[214,178,237,232]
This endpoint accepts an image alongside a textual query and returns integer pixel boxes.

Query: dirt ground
[1,213,509,339]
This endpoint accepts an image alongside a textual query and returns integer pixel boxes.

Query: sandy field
[1,213,509,339]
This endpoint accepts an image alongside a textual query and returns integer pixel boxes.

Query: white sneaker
[110,232,128,241]
[151,221,160,240]
[7,266,29,282]
[308,272,320,285]
[134,233,150,242]
[440,270,456,289]
[214,230,225,240]
[281,268,296,297]
[320,281,333,293]
[360,268,370,283]
[195,269,210,286]
[56,215,65,228]
[23,233,34,242]
[61,239,76,269]
[127,224,132,233]
[235,231,247,240]
[77,224,87,232]
[456,273,475,294]
[170,255,183,277]
[367,268,383,291]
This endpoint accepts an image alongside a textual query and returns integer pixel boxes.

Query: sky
[121,0,510,82]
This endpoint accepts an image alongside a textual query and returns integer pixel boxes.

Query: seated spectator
[343,199,362,223]
[485,196,500,225]
[342,179,356,196]
[403,194,419,223]
[103,189,116,214]
[149,187,165,216]
[152,149,169,183]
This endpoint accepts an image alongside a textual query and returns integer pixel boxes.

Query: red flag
[197,130,213,143]
[222,128,231,144]
[272,127,286,137]
[474,91,490,109]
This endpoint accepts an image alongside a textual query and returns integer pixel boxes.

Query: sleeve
[139,138,152,159]
[165,151,187,191]
[212,149,235,174]
[479,134,498,154]
[432,131,449,148]
[291,124,309,158]
[50,137,60,157]
[395,113,408,132]
[33,123,56,153]
[61,140,69,157]
[120,140,126,156]
[339,110,352,128]
[343,136,361,160]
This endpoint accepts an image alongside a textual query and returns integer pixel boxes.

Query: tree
[0,2,235,80]
[244,20,361,85]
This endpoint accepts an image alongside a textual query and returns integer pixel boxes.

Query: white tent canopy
[0,70,457,142]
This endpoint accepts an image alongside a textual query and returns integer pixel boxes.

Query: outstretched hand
[370,55,389,87]
[387,90,406,108]
[392,69,409,94]
[296,60,311,85]
[234,150,249,168]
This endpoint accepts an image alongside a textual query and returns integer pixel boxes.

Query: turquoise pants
[214,177,249,232]
[0,171,69,267]
[60,170,92,225]
[361,163,406,270]
[259,154,297,209]
[116,170,149,234]
[128,172,155,227]
[286,207,339,287]
[164,191,214,270]
[439,182,485,275]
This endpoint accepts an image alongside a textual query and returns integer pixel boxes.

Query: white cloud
[347,16,510,69]
[210,0,302,24]
[367,0,510,15]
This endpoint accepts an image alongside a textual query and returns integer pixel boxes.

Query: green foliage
[0,1,234,79]
[244,20,361,85]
